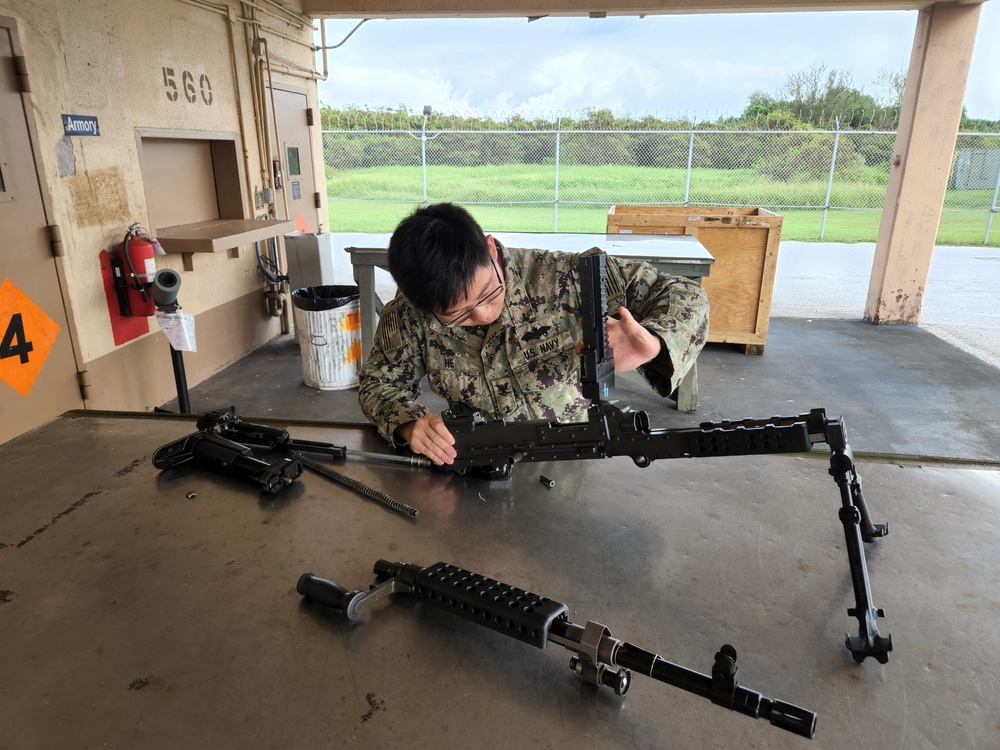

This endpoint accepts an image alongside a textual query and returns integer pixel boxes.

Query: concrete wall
[0,0,320,411]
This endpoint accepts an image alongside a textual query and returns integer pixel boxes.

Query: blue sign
[61,114,100,137]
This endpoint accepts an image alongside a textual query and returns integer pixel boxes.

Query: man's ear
[486,234,497,260]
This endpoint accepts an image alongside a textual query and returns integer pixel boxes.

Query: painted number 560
[162,67,213,106]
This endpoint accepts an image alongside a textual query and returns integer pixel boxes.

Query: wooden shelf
[157,218,295,269]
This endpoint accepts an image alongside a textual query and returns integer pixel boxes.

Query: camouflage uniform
[358,241,709,445]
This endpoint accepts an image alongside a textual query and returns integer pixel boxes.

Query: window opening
[286,146,301,177]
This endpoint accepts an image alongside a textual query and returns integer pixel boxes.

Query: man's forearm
[359,385,427,445]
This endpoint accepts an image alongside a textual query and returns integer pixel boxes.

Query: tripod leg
[842,464,889,543]
[831,450,892,663]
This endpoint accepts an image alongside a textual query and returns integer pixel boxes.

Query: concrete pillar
[865,1,983,325]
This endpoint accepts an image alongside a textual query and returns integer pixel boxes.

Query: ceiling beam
[301,0,977,19]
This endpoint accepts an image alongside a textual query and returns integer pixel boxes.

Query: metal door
[0,18,83,444]
[268,85,319,232]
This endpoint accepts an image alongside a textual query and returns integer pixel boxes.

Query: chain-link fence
[322,119,1000,246]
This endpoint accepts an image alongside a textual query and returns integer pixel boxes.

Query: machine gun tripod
[438,249,892,664]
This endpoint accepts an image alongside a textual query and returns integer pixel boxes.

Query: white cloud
[495,50,659,114]
[317,7,998,119]
[967,0,1000,118]
[325,64,476,113]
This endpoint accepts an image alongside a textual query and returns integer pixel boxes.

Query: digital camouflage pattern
[358,241,709,445]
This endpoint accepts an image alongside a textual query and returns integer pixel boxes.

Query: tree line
[319,65,999,183]
[322,64,997,133]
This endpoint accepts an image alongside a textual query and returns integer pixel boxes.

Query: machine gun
[298,560,818,739]
[439,249,892,664]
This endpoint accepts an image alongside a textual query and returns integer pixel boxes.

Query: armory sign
[61,114,100,136]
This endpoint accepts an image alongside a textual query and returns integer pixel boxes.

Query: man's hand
[396,414,457,466]
[608,306,663,371]
[577,306,663,372]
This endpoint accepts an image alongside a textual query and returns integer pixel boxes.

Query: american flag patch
[377,307,403,350]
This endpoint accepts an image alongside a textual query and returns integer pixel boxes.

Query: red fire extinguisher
[111,224,162,317]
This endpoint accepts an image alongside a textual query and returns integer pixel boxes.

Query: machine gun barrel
[297,560,817,739]
[592,636,814,736]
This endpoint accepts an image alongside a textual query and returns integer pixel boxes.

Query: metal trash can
[290,285,362,390]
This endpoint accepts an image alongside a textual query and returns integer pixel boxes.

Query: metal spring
[293,452,420,518]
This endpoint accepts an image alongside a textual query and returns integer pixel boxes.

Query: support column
[865,1,983,325]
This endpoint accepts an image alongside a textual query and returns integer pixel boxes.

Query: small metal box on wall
[284,232,337,290]
[607,205,782,354]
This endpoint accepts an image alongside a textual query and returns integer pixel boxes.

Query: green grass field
[325,164,999,246]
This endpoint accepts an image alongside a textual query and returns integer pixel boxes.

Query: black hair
[387,203,492,313]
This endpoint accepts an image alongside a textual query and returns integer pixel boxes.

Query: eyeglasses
[436,258,504,328]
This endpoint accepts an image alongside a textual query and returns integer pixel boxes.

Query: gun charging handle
[297,565,419,622]
[296,573,366,622]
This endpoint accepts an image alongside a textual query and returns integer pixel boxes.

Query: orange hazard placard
[0,278,61,396]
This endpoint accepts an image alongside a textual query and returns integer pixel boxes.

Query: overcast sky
[316,4,998,120]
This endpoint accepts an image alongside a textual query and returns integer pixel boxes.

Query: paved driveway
[773,241,1000,369]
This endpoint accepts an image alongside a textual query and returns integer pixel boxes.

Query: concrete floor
[771,241,1000,371]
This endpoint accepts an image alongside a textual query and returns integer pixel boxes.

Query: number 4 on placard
[1,313,34,364]
[0,279,59,396]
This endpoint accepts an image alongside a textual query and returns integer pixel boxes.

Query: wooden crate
[607,205,783,354]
